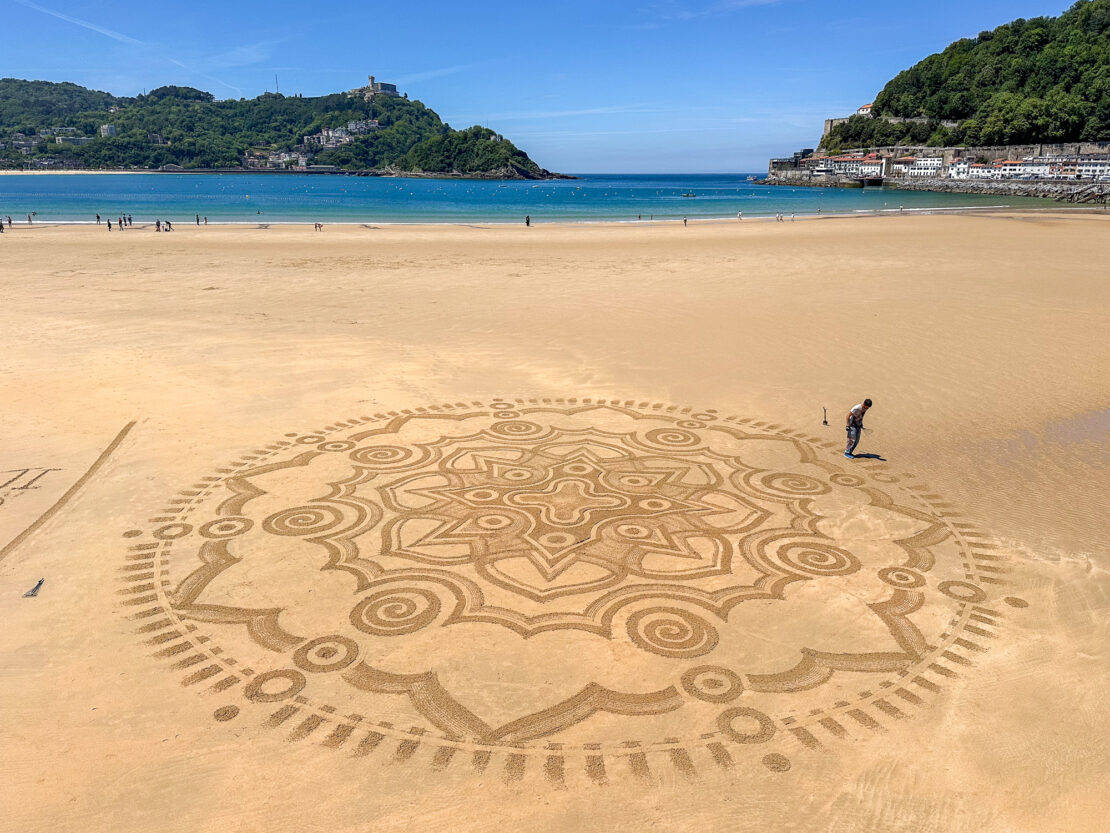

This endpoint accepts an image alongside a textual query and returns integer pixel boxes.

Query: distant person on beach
[203,217,208,225]
[127,215,133,226]
[196,214,200,225]
[683,217,687,227]
[96,214,101,224]
[525,215,531,227]
[155,219,161,232]
[737,211,742,220]
[844,399,872,458]
[166,220,173,231]
[107,218,113,231]
[791,213,796,222]
[27,214,32,224]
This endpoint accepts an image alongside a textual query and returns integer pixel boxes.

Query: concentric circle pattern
[123,398,1017,784]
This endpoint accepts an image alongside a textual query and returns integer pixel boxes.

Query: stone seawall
[758,173,1103,200]
[879,178,1091,199]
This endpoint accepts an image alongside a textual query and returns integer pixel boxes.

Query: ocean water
[0,172,1053,223]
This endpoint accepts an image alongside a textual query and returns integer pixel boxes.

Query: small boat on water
[681,192,697,198]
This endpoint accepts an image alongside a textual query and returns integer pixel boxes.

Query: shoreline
[0,204,1099,229]
[0,168,573,180]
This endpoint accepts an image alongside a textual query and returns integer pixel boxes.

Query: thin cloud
[393,63,480,86]
[206,40,284,70]
[13,0,145,45]
[13,0,243,96]
[453,103,663,122]
[636,0,782,26]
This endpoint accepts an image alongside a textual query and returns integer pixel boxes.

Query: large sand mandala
[121,399,1022,785]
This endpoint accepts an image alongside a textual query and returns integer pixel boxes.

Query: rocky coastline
[757,173,1105,200]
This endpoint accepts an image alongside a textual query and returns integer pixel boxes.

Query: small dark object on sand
[24,578,44,597]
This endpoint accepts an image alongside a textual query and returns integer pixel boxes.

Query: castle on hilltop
[348,75,400,102]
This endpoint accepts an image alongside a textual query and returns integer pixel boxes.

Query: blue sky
[3,0,1076,172]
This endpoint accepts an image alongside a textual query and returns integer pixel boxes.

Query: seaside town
[768,103,1110,187]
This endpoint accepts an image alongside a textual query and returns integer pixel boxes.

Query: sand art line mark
[121,401,1026,786]
[1,421,136,563]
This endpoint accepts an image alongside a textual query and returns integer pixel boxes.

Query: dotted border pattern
[119,397,1026,785]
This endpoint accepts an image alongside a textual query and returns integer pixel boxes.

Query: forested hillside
[821,0,1109,150]
[0,79,558,177]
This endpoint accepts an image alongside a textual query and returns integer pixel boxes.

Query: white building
[906,157,943,177]
[1077,158,1110,180]
[346,119,379,134]
[99,124,117,137]
[969,163,1001,180]
[890,156,916,176]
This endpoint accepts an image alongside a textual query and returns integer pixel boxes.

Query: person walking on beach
[127,214,133,226]
[844,398,872,458]
[196,214,200,225]
[155,219,161,232]
[203,216,207,225]
[791,213,796,222]
[27,214,32,224]
[737,211,742,220]
[525,215,531,227]
[107,218,113,231]
[683,217,688,227]
[96,214,101,224]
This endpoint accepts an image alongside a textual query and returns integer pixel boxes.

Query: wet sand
[1,213,1107,832]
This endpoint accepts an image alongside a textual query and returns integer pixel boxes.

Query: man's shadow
[849,452,887,461]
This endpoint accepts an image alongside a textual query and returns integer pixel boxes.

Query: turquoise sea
[0,172,1053,223]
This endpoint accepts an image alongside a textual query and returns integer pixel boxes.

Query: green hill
[0,78,561,178]
[821,0,1109,150]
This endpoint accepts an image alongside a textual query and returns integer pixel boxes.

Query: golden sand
[1,213,1107,832]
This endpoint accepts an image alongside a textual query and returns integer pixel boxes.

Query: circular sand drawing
[122,399,1019,784]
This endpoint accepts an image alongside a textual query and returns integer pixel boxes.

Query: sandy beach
[1,213,1108,833]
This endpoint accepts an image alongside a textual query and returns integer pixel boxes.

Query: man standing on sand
[683,217,687,227]
[525,215,531,227]
[845,398,872,458]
